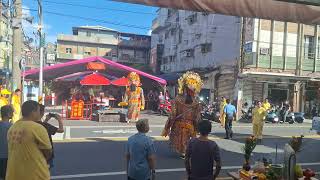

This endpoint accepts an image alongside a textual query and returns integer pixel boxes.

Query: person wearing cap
[0,89,11,109]
[11,89,22,123]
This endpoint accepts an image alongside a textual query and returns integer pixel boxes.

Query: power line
[24,8,150,30]
[38,0,157,15]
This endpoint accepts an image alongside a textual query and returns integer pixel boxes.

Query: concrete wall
[152,8,241,73]
[0,14,12,69]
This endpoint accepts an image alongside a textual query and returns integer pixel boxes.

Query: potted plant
[242,136,257,171]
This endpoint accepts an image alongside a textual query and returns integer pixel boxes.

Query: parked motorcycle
[265,108,280,123]
[294,112,305,123]
[239,105,253,123]
[159,100,172,116]
[279,107,295,124]
[201,102,220,122]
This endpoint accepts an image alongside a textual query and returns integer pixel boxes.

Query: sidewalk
[50,110,167,126]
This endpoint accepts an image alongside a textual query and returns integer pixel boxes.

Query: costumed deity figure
[161,71,203,157]
[11,89,21,123]
[120,72,145,123]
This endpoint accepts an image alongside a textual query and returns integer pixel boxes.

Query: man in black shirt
[185,120,221,180]
[38,104,64,169]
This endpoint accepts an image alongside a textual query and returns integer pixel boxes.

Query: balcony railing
[57,34,118,45]
[118,39,150,49]
[57,53,83,60]
[118,56,147,64]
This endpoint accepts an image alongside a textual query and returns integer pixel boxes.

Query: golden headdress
[178,71,203,95]
[127,72,141,85]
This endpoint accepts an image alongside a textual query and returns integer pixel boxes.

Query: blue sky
[22,0,157,43]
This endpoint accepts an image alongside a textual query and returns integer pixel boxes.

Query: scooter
[201,103,221,122]
[239,105,253,123]
[266,108,280,123]
[279,108,295,124]
[159,100,172,116]
[294,112,305,123]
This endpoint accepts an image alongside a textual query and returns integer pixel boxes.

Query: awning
[241,71,312,82]
[114,0,320,25]
[158,73,182,83]
[23,56,167,85]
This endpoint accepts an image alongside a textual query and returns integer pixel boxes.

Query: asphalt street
[48,112,320,180]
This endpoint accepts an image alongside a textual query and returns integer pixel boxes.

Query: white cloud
[147,30,152,36]
[22,6,52,45]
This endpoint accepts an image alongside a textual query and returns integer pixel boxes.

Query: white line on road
[68,125,164,128]
[51,163,320,179]
[92,129,152,134]
[66,125,311,129]
[65,126,71,139]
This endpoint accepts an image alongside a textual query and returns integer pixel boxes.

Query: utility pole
[239,17,247,73]
[12,0,22,91]
[38,0,44,103]
[6,0,11,89]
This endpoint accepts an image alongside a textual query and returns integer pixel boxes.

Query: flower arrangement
[289,135,304,153]
[242,136,257,171]
[242,135,257,162]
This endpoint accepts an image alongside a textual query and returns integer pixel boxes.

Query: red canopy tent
[23,56,167,85]
[80,73,111,86]
[111,77,129,86]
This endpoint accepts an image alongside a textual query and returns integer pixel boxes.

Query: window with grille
[165,31,169,39]
[201,43,212,53]
[187,14,197,25]
[317,38,320,60]
[304,35,315,59]
[66,48,72,54]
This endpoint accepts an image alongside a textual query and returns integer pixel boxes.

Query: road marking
[92,129,152,134]
[51,163,320,179]
[51,166,240,179]
[65,126,71,139]
[232,125,311,128]
[68,125,165,128]
[64,124,311,129]
[54,134,320,143]
[54,136,169,143]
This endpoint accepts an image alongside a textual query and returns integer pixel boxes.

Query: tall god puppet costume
[161,71,203,157]
[120,72,145,123]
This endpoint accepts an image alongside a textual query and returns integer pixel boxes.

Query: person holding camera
[37,104,64,169]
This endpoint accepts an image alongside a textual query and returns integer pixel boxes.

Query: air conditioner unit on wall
[260,48,270,55]
[181,49,194,57]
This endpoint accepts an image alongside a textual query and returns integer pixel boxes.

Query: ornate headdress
[127,72,141,86]
[178,71,203,95]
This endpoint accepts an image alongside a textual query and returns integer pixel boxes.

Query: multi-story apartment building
[151,9,241,73]
[56,26,151,65]
[151,8,241,101]
[151,8,320,113]
[0,2,12,83]
[241,19,320,113]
